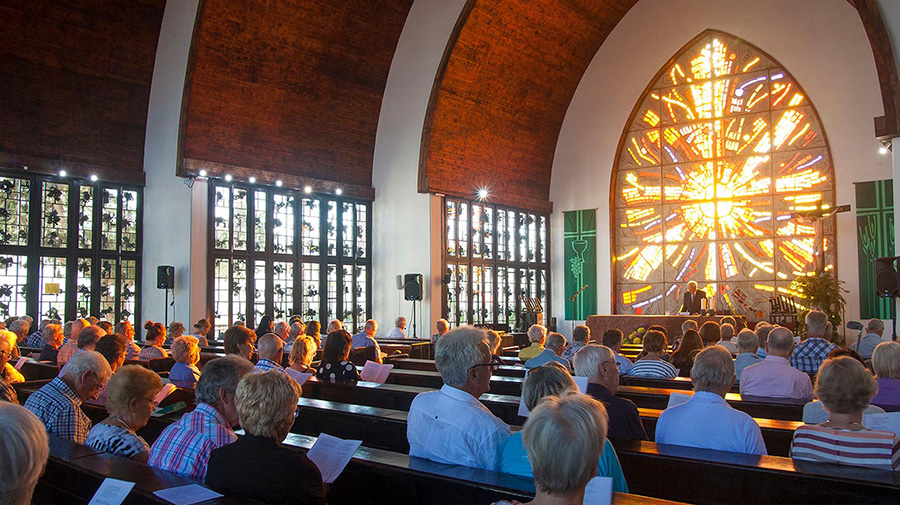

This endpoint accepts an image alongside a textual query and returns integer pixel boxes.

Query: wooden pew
[389,357,526,377]
[20,359,61,379]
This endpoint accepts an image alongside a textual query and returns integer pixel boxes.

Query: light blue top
[733,353,762,382]
[757,347,767,359]
[351,331,380,350]
[168,362,201,384]
[500,432,628,493]
[656,391,767,455]
[523,349,570,370]
[858,333,884,359]
[615,353,632,375]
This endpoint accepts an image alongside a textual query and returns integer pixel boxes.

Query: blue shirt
[757,347,767,359]
[252,358,284,374]
[615,353,632,375]
[733,353,762,382]
[24,376,91,443]
[789,337,837,374]
[858,333,884,359]
[351,331,381,352]
[656,391,767,455]
[169,362,201,384]
[500,432,628,493]
[523,349,570,370]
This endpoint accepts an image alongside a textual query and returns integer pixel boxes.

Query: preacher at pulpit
[680,281,706,315]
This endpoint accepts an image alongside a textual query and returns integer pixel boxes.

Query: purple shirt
[739,355,813,402]
[871,377,900,412]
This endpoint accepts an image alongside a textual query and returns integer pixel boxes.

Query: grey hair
[720,324,734,341]
[767,327,794,352]
[867,319,885,333]
[546,333,567,352]
[257,333,284,360]
[573,344,614,381]
[755,323,773,347]
[63,350,111,382]
[435,326,489,387]
[0,403,49,505]
[273,321,290,336]
[690,346,734,393]
[735,329,758,352]
[196,355,254,406]
[394,316,406,327]
[9,319,29,336]
[527,324,547,343]
[572,325,590,343]
[18,315,33,324]
[805,310,829,337]
[522,362,576,410]
[289,322,305,339]
[681,320,698,333]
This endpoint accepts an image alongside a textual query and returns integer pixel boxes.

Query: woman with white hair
[871,342,900,412]
[386,316,407,339]
[492,393,610,505]
[500,362,626,493]
[0,335,19,403]
[518,324,547,361]
[85,365,163,463]
[206,370,326,504]
[0,403,49,505]
[169,335,202,385]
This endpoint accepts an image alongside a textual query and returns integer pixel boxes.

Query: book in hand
[306,433,362,484]
[359,361,393,383]
[863,411,900,438]
[285,368,313,385]
[154,383,177,405]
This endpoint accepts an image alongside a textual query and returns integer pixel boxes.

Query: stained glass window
[612,31,835,317]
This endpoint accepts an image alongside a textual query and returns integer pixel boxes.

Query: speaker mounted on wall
[157,265,175,290]
[404,273,423,301]
[875,257,900,298]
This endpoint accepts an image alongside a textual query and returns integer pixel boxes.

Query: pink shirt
[739,355,813,402]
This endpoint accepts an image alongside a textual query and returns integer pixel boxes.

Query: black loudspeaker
[157,266,175,290]
[875,257,900,297]
[404,274,423,301]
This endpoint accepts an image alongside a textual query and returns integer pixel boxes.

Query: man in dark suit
[680,280,706,314]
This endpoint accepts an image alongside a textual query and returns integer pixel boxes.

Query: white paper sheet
[306,433,362,483]
[360,362,393,383]
[863,411,900,437]
[14,356,27,370]
[285,368,313,385]
[154,383,177,404]
[87,478,135,505]
[153,484,223,505]
[582,476,613,505]
[666,392,692,409]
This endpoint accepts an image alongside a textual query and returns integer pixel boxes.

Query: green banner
[564,209,597,320]
[856,179,895,319]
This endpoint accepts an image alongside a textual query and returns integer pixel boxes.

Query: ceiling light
[248,176,256,184]
[476,187,490,201]
[304,186,312,194]
[275,180,283,187]
[58,170,67,177]
[335,188,343,195]
[90,174,98,182]
[224,174,233,182]
[199,169,207,177]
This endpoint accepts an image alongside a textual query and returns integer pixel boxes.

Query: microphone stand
[568,284,589,334]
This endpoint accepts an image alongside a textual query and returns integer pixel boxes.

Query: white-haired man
[679,280,706,314]
[253,333,285,373]
[716,323,737,354]
[524,332,571,371]
[858,319,886,360]
[789,311,837,374]
[518,324,547,361]
[24,350,111,443]
[386,316,407,339]
[740,327,813,401]
[407,326,511,471]
[574,344,647,441]
[432,319,449,344]
[656,346,766,455]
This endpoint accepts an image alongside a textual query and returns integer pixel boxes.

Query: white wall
[142,0,201,332]
[549,0,891,339]
[371,0,468,338]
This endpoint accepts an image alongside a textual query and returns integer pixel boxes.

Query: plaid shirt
[252,358,284,374]
[148,402,236,482]
[24,376,90,443]
[789,337,837,374]
[25,331,44,349]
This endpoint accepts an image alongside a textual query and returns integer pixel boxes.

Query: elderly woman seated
[871,342,900,412]
[518,324,547,361]
[139,321,168,359]
[316,330,360,382]
[169,335,202,385]
[39,322,65,363]
[628,330,677,378]
[166,321,186,344]
[500,362,627,493]
[0,403,50,505]
[492,393,610,505]
[206,370,327,504]
[85,365,162,463]
[791,356,900,470]
[288,335,317,374]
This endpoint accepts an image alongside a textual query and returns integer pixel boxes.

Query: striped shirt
[86,422,150,459]
[628,359,677,378]
[24,376,91,443]
[148,402,236,482]
[791,425,900,471]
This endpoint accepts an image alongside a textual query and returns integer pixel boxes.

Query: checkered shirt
[24,376,90,443]
[148,402,236,482]
[252,358,284,374]
[789,337,837,374]
[25,331,44,349]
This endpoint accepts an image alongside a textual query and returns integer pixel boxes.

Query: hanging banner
[564,209,597,320]
[856,179,895,319]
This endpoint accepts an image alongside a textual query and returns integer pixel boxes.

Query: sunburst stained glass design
[613,31,835,317]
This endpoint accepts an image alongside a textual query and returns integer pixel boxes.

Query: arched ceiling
[420,0,900,213]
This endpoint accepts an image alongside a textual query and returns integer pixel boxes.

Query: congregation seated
[656,346,767,455]
[223,325,257,360]
[285,320,306,352]
[733,329,762,381]
[148,355,254,481]
[740,327,813,402]
[524,332,570,370]
[669,329,701,378]
[288,335,317,374]
[8,318,30,350]
[192,318,212,346]
[789,310,837,374]
[115,320,142,359]
[716,323,737,354]
[671,319,698,351]
[207,370,327,504]
[518,324,546,361]
[24,318,52,348]
[386,315,407,339]
[601,328,631,375]
[408,326,511,471]
[24,351,111,443]
[57,318,89,365]
[0,403,49,505]
[0,335,18,403]
[858,318,885,360]
[755,322,772,358]
[791,356,900,470]
[629,330,676,378]
[273,321,291,348]
[351,319,382,356]
[85,364,163,463]
[169,335,202,385]
[167,320,186,344]
[431,318,449,344]
[139,321,169,359]
[871,341,900,412]
[560,324,590,362]
[306,320,322,349]
[254,315,275,340]
[39,322,65,363]
[574,344,647,441]
[326,318,343,333]
[254,333,286,373]
[501,361,628,493]
[803,348,884,423]
[492,394,610,505]
[316,330,360,381]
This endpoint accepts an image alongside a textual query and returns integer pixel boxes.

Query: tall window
[0,171,141,323]
[443,197,549,330]
[209,183,371,338]
[612,31,835,316]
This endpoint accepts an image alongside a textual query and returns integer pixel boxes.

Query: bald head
[70,318,89,341]
[767,327,795,356]
[257,333,284,362]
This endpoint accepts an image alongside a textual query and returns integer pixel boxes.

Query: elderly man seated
[56,318,90,365]
[149,356,254,481]
[656,346,767,455]
[407,326,511,471]
[602,329,632,375]
[733,329,762,381]
[518,324,547,361]
[524,332,571,370]
[24,351,111,443]
[740,327,813,402]
[574,345,647,441]
[561,325,590,362]
[716,323,737,354]
[858,318,885,360]
[790,310,837,374]
[351,318,381,352]
[253,333,285,373]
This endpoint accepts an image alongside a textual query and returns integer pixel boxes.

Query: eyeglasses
[603,360,621,369]
[469,355,503,373]
[145,396,160,409]
[0,349,9,359]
